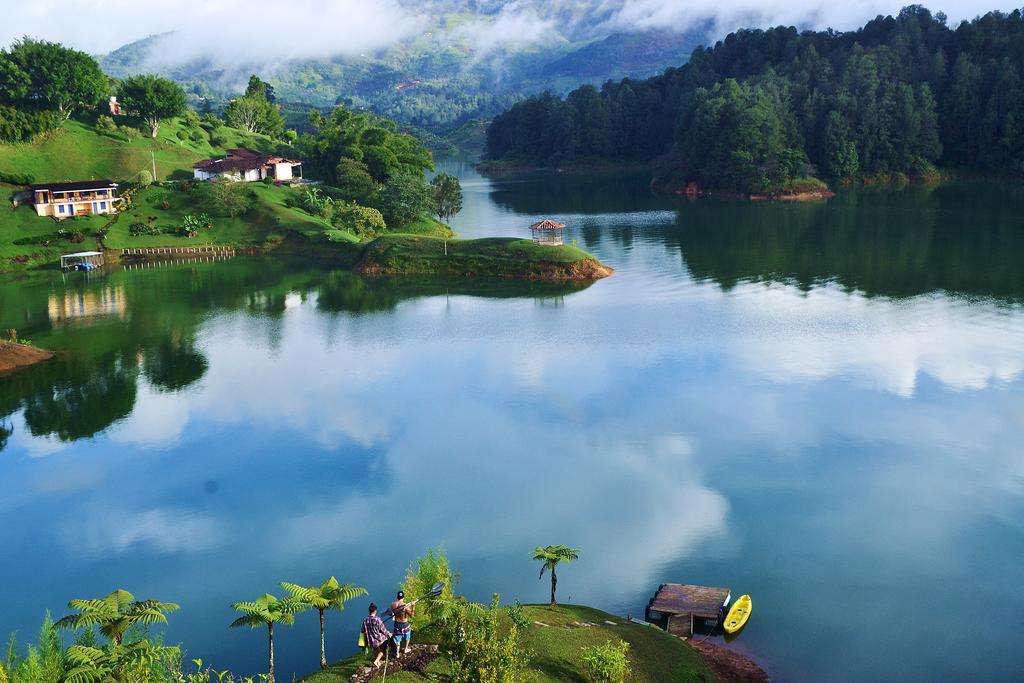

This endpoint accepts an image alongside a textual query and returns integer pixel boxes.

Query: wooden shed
[645,583,731,637]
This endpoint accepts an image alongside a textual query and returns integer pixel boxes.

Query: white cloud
[63,507,224,556]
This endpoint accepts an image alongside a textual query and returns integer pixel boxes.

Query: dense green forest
[485,7,1024,194]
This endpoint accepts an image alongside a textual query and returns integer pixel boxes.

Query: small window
[58,205,66,214]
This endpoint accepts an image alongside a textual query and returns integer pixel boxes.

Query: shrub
[0,171,35,185]
[176,130,189,141]
[189,129,205,144]
[581,640,632,683]
[0,105,61,143]
[95,115,118,135]
[118,124,140,139]
[332,202,385,239]
[129,222,161,236]
[133,170,153,187]
[190,179,253,217]
[209,132,229,148]
[443,595,527,683]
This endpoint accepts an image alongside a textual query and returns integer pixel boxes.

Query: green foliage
[400,548,464,629]
[94,116,117,136]
[580,640,631,683]
[117,75,187,138]
[0,105,62,143]
[0,170,34,185]
[54,590,180,646]
[133,170,153,188]
[63,640,178,683]
[330,202,385,239]
[1,614,65,683]
[376,173,432,229]
[225,97,283,138]
[301,104,432,188]
[430,173,463,223]
[443,595,527,683]
[487,7,1024,181]
[2,39,106,119]
[181,213,213,237]
[190,181,253,218]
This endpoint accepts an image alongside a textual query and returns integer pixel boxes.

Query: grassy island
[353,235,612,280]
[304,604,713,683]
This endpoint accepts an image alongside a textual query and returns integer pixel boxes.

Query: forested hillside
[486,7,1024,194]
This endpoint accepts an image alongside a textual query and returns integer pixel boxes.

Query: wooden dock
[645,583,731,637]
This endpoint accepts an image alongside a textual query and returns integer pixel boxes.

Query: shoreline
[0,341,54,375]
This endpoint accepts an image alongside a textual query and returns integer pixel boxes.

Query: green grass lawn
[103,183,337,249]
[303,605,713,683]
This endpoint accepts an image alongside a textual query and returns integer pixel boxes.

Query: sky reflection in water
[1,165,1023,681]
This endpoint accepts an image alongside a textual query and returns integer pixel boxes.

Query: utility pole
[151,151,157,181]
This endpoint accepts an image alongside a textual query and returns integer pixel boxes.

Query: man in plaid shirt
[362,603,393,668]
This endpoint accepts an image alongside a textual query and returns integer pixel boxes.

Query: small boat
[723,594,752,634]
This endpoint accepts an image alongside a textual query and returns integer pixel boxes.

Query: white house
[193,148,303,182]
[31,180,119,219]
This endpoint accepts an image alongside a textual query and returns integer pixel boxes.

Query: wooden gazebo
[529,219,566,246]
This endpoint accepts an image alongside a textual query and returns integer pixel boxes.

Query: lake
[2,161,1024,682]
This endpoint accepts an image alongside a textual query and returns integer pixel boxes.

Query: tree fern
[280,578,366,669]
[56,591,179,646]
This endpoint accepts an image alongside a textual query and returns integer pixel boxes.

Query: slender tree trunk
[550,565,558,606]
[149,118,160,138]
[268,622,275,683]
[319,609,327,669]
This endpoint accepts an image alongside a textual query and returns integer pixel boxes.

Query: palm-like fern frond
[57,590,179,645]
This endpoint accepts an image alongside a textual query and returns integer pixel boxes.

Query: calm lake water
[2,161,1024,682]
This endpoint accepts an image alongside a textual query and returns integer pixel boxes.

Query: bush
[129,222,162,236]
[332,202,385,239]
[443,595,527,683]
[0,105,61,143]
[190,179,253,217]
[133,170,153,187]
[95,115,118,135]
[581,640,632,683]
[209,132,228,148]
[118,125,140,139]
[189,129,205,144]
[0,171,35,185]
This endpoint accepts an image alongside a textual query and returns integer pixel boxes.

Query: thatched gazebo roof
[529,219,566,231]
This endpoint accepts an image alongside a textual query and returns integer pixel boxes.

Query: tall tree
[117,75,186,137]
[4,38,105,118]
[55,589,180,645]
[280,577,367,669]
[531,545,580,606]
[430,173,463,223]
[230,594,306,682]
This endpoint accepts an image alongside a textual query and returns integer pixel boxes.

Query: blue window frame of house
[58,205,66,214]
[100,201,106,210]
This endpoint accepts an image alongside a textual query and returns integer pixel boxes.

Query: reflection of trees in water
[143,339,209,392]
[0,419,11,451]
[669,184,1024,301]
[9,351,139,442]
[488,171,669,216]
[315,271,593,314]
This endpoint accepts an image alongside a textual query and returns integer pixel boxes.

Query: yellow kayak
[723,594,752,634]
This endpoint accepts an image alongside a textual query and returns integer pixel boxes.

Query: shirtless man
[390,590,415,655]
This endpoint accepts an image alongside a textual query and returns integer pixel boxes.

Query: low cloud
[2,1,1017,78]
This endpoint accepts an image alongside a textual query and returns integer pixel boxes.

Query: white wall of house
[273,162,293,181]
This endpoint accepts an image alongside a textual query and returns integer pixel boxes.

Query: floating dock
[645,583,731,637]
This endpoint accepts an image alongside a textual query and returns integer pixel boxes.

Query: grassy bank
[304,604,713,683]
[355,235,612,280]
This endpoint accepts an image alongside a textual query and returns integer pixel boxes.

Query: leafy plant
[279,578,366,669]
[580,640,631,683]
[55,590,180,646]
[443,595,527,683]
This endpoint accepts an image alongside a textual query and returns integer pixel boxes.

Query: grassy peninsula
[306,604,713,683]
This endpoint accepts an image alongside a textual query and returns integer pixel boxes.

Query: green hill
[0,118,279,183]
